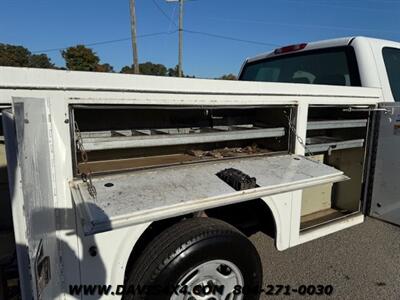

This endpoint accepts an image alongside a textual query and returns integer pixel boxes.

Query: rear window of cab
[239,46,361,87]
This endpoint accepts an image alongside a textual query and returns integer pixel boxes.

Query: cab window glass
[240,46,361,86]
[382,47,400,101]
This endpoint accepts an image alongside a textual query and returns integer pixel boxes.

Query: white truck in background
[0,36,399,300]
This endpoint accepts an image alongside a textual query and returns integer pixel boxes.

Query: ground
[250,217,400,299]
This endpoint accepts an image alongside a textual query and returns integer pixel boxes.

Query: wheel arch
[122,197,289,284]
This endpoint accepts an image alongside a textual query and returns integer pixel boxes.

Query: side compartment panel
[368,103,400,225]
[13,98,61,299]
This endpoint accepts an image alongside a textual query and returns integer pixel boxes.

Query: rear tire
[124,217,262,300]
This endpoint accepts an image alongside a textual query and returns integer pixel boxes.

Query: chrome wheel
[170,259,244,300]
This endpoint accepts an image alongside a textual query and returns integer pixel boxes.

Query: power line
[203,16,399,34]
[291,0,400,3]
[151,0,177,26]
[32,30,178,53]
[282,0,398,13]
[167,4,178,33]
[184,29,280,47]
[32,29,278,54]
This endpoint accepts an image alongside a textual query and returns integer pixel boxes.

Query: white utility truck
[0,36,399,300]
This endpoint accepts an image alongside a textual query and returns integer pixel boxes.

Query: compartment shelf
[307,119,367,130]
[300,208,355,230]
[81,126,286,151]
[306,136,364,153]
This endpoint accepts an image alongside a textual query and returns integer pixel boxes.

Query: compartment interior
[72,105,293,175]
[300,106,371,230]
[72,104,373,232]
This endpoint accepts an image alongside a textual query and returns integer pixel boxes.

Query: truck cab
[238,36,400,102]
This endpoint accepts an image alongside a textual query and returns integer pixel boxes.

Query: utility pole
[166,0,184,77]
[129,0,140,74]
[178,0,183,77]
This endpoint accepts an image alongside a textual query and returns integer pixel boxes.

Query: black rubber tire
[124,217,262,300]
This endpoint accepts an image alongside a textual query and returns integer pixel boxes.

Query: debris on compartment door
[187,143,266,159]
[216,168,258,191]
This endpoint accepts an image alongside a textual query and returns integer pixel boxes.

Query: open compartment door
[366,103,400,225]
[10,98,62,299]
[70,154,348,235]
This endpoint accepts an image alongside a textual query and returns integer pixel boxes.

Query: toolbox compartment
[300,106,371,230]
[70,104,353,234]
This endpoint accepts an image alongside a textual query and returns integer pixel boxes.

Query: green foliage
[140,62,167,76]
[0,43,30,67]
[120,62,167,76]
[167,65,182,77]
[61,45,114,72]
[95,63,114,73]
[28,54,55,68]
[61,45,100,71]
[219,73,237,80]
[121,63,193,78]
[0,43,55,68]
[120,65,136,74]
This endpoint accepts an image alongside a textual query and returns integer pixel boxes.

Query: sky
[0,0,399,78]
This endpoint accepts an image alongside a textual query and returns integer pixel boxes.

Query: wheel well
[205,198,276,237]
[124,199,276,282]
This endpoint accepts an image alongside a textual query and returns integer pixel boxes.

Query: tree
[120,62,167,76]
[0,43,55,69]
[61,45,100,71]
[167,65,183,77]
[29,54,55,69]
[120,65,135,74]
[95,63,114,73]
[140,62,167,76]
[219,73,237,80]
[0,44,31,67]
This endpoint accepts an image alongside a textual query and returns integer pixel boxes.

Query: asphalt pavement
[250,217,400,299]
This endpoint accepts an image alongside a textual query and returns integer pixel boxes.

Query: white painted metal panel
[0,67,382,102]
[12,98,61,299]
[71,154,347,235]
